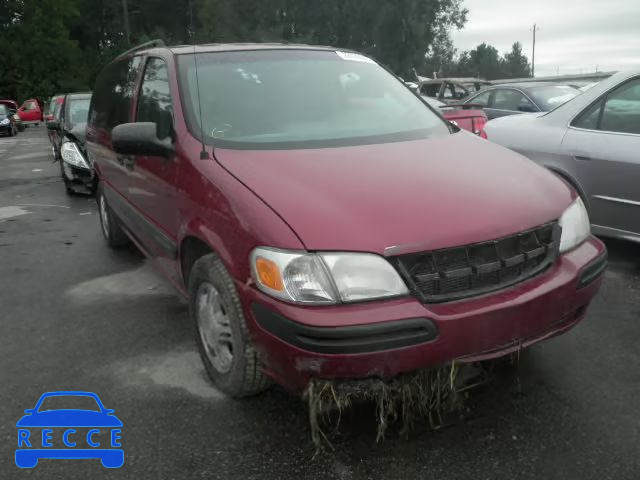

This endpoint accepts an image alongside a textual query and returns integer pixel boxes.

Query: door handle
[574,154,591,161]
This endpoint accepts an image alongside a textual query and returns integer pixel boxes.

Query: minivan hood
[215,133,574,254]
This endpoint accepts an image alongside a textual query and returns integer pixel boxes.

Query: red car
[87,42,607,397]
[17,98,43,126]
[421,96,488,137]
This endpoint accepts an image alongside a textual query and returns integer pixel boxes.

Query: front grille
[394,222,560,303]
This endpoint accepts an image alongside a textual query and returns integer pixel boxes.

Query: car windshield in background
[38,395,101,412]
[528,85,580,111]
[178,49,449,149]
[66,96,91,127]
[0,105,8,117]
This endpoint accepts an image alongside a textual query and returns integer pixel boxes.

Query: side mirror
[105,409,115,414]
[112,122,175,158]
[518,105,536,113]
[46,119,60,130]
[24,409,34,414]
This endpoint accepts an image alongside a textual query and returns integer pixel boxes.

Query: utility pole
[531,23,539,78]
[122,0,131,45]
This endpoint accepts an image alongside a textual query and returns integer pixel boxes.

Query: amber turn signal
[255,257,284,292]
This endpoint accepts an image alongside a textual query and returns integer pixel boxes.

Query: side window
[442,83,455,99]
[600,78,640,134]
[573,100,602,130]
[90,55,142,131]
[492,89,530,111]
[24,101,36,111]
[420,83,440,98]
[471,90,491,107]
[572,78,640,134]
[136,58,173,139]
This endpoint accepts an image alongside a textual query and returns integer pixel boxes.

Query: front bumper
[0,124,12,134]
[62,160,96,193]
[240,237,607,392]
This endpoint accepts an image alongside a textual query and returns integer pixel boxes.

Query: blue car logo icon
[16,391,123,468]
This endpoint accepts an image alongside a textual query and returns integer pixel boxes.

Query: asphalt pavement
[1,127,639,480]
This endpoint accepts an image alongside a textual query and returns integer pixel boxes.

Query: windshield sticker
[335,51,375,64]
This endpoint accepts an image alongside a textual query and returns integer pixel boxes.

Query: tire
[97,185,130,248]
[8,126,14,137]
[189,253,271,398]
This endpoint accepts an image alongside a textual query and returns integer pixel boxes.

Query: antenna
[189,0,209,160]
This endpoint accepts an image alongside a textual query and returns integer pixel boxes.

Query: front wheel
[189,253,271,398]
[97,185,130,248]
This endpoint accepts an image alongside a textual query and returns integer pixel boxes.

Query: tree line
[0,0,530,102]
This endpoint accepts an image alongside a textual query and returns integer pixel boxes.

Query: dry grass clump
[304,362,494,451]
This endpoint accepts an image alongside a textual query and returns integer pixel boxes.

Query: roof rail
[116,39,166,59]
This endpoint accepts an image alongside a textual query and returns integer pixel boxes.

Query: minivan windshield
[178,49,449,149]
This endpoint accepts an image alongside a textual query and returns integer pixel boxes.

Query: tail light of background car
[472,116,487,138]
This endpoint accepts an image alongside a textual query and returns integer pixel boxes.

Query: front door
[128,56,179,276]
[563,76,640,236]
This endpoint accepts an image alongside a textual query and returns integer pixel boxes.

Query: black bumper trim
[578,251,607,289]
[252,303,438,354]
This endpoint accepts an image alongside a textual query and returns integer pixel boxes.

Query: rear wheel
[189,253,271,398]
[97,185,130,248]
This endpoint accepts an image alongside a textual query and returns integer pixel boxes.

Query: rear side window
[136,58,173,139]
[492,89,530,111]
[90,55,143,131]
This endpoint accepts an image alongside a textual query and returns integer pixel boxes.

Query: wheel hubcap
[196,282,234,374]
[99,195,110,238]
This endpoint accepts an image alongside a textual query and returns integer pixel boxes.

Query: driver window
[600,78,640,134]
[137,57,173,139]
[471,90,491,107]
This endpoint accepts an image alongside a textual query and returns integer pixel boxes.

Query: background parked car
[0,100,23,132]
[483,70,640,243]
[421,96,488,138]
[464,83,581,119]
[17,98,43,126]
[0,104,18,136]
[417,77,492,104]
[46,95,66,158]
[47,92,94,194]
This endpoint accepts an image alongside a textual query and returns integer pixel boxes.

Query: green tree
[501,42,531,78]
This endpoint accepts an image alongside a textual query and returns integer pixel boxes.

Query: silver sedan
[484,70,640,244]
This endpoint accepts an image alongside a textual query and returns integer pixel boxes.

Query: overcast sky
[451,0,640,76]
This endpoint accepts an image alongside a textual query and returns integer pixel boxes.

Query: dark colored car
[87,41,606,397]
[0,100,23,132]
[46,95,66,158]
[418,78,492,104]
[464,83,581,120]
[47,93,94,194]
[0,103,18,136]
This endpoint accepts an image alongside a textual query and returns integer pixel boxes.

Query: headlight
[250,248,409,305]
[61,142,90,169]
[0,118,9,125]
[559,197,590,253]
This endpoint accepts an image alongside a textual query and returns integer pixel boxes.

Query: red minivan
[87,42,607,397]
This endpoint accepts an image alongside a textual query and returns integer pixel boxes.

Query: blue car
[16,391,123,468]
